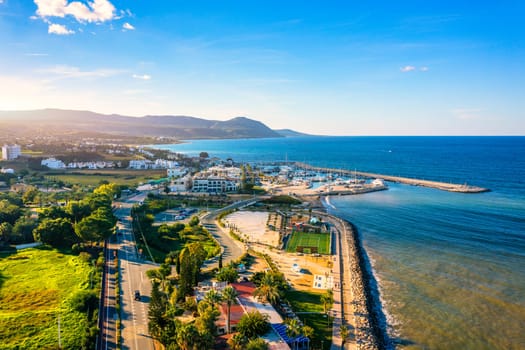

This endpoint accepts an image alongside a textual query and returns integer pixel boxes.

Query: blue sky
[0,1,524,135]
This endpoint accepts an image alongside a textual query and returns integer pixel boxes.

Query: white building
[167,167,187,178]
[206,165,242,179]
[129,159,153,169]
[192,176,239,193]
[155,159,179,169]
[169,174,192,192]
[41,158,66,169]
[2,144,21,160]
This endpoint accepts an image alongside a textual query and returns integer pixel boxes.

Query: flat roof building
[2,144,21,160]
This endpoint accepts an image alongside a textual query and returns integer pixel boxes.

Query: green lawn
[285,290,333,349]
[48,169,167,186]
[0,247,95,349]
[286,231,331,254]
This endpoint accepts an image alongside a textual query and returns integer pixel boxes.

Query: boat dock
[294,162,490,193]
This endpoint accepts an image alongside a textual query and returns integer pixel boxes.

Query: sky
[0,1,524,135]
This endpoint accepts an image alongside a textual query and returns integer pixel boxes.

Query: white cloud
[48,23,75,35]
[132,74,151,80]
[34,0,116,23]
[400,65,429,73]
[400,65,416,72]
[122,22,134,30]
[38,64,124,79]
[452,108,483,120]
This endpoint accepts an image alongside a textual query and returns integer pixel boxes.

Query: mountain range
[0,109,307,140]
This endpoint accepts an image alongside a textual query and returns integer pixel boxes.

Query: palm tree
[204,288,223,307]
[253,273,280,305]
[320,289,334,315]
[302,325,314,339]
[246,337,269,350]
[237,311,270,338]
[340,325,350,348]
[285,318,302,350]
[227,333,247,350]
[222,286,238,334]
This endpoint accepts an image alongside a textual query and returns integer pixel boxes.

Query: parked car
[134,290,141,301]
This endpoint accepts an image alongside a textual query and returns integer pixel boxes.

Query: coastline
[317,203,392,350]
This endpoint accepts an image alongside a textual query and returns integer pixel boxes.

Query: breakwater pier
[295,162,489,193]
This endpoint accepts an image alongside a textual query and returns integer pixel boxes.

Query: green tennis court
[286,231,330,254]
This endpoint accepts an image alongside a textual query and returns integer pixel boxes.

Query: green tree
[177,242,207,299]
[227,333,247,350]
[340,324,350,347]
[74,214,113,243]
[285,318,302,350]
[195,300,220,336]
[65,200,92,222]
[253,272,281,305]
[22,185,39,204]
[302,325,314,339]
[38,205,67,220]
[93,183,120,198]
[237,311,270,339]
[188,215,200,227]
[176,322,200,350]
[0,222,13,246]
[216,265,239,283]
[203,289,223,307]
[12,216,38,243]
[320,289,334,315]
[33,217,76,247]
[0,199,22,224]
[148,282,170,345]
[222,286,239,334]
[246,337,269,350]
[70,290,98,313]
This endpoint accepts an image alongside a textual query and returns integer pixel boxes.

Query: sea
[153,136,525,350]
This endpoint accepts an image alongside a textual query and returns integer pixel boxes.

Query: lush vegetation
[131,199,220,262]
[0,247,102,349]
[261,195,301,206]
[0,182,120,349]
[286,231,331,254]
[284,289,334,349]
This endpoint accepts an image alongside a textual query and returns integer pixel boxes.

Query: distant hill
[0,109,303,140]
[274,129,313,137]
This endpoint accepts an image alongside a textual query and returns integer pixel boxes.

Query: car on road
[134,290,141,301]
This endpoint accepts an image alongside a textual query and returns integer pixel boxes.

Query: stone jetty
[295,162,489,193]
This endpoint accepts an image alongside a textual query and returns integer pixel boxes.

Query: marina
[294,162,490,193]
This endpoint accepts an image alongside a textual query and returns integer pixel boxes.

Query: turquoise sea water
[154,136,525,349]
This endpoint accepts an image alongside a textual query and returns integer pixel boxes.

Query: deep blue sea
[154,136,525,350]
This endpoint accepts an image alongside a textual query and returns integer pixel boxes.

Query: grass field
[0,247,95,349]
[48,169,166,186]
[286,231,331,254]
[285,290,333,349]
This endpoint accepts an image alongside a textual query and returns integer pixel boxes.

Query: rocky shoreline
[322,211,391,350]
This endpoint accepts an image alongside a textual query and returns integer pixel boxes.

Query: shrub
[70,290,98,313]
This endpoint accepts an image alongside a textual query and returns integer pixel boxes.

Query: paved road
[201,198,259,269]
[99,193,155,350]
[324,212,357,350]
[99,241,118,350]
[114,194,156,350]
